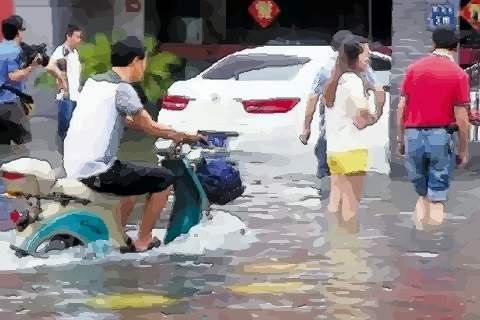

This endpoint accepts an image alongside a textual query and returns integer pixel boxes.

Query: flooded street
[1,146,480,319]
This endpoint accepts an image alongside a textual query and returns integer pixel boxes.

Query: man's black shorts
[81,160,175,196]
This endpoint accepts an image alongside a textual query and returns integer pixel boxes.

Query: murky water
[1,152,480,319]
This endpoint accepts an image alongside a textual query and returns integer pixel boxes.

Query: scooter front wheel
[33,234,84,258]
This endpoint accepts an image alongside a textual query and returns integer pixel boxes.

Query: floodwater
[1,149,480,320]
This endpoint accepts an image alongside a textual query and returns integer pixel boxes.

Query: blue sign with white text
[429,4,457,29]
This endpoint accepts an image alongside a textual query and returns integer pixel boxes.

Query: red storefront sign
[0,0,14,41]
[248,0,281,29]
[460,0,480,30]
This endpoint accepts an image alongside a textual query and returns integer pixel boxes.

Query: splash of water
[0,210,256,272]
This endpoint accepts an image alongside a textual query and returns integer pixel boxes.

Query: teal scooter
[1,141,210,257]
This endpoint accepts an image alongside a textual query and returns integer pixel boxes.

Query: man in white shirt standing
[50,24,83,139]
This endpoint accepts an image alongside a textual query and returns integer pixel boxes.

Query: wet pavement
[1,117,480,319]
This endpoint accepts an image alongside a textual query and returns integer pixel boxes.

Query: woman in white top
[322,36,385,225]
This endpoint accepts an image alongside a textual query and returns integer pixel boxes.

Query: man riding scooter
[63,36,205,252]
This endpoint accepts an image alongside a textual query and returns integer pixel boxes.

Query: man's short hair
[111,36,146,67]
[331,30,353,51]
[1,15,25,40]
[66,24,82,37]
[432,28,458,50]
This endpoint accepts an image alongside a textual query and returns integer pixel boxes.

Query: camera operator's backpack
[0,85,35,116]
[196,157,245,205]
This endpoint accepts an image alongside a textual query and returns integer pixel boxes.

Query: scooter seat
[51,179,95,201]
[51,179,121,203]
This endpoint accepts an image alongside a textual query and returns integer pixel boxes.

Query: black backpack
[196,157,245,205]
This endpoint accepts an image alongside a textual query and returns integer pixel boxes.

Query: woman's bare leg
[328,175,343,213]
[340,175,365,222]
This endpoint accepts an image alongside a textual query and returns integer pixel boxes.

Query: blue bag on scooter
[196,158,245,205]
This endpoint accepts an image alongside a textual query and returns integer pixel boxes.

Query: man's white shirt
[51,44,81,102]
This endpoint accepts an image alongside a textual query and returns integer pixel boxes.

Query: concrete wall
[112,0,145,40]
[390,0,460,175]
[51,0,115,44]
[14,0,54,50]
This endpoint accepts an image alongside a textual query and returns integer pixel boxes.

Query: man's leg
[82,161,175,251]
[135,187,172,250]
[116,196,138,227]
[414,196,429,230]
[425,129,452,225]
[404,129,428,229]
[315,134,330,179]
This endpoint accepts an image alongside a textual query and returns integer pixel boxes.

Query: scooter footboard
[13,211,109,256]
[162,158,209,244]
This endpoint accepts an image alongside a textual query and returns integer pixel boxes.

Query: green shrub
[35,33,180,102]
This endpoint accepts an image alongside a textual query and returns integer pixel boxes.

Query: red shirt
[401,54,470,128]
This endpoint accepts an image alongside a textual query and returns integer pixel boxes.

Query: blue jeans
[315,134,330,179]
[57,98,76,139]
[404,128,454,202]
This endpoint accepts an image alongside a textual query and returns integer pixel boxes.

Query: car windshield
[202,54,311,81]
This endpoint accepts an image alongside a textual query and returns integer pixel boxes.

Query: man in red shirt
[396,28,470,230]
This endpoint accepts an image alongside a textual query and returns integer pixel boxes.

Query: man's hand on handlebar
[173,132,208,145]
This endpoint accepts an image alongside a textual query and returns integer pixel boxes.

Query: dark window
[202,54,310,80]
[370,54,391,71]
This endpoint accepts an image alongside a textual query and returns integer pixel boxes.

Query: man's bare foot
[412,214,424,230]
[428,202,445,226]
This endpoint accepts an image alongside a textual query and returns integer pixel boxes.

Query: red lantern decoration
[0,0,14,41]
[125,0,141,13]
[248,0,281,29]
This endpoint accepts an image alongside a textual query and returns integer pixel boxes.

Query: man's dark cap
[2,15,25,32]
[331,30,353,51]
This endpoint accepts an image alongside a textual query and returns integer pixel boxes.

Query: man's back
[63,70,143,179]
[402,54,469,128]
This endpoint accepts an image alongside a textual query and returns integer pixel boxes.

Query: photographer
[0,15,65,146]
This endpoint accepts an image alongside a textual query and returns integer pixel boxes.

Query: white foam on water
[0,210,256,272]
[57,312,118,320]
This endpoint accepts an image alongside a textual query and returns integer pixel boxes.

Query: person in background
[50,24,83,140]
[300,30,377,194]
[397,28,470,230]
[0,15,65,147]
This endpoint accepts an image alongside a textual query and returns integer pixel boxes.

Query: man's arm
[455,106,470,165]
[8,65,34,82]
[7,50,36,82]
[300,94,319,141]
[46,46,68,91]
[129,109,198,142]
[45,59,67,91]
[300,69,327,144]
[396,96,406,143]
[117,83,201,143]
[454,72,471,166]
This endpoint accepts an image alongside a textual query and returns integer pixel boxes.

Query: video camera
[19,42,50,69]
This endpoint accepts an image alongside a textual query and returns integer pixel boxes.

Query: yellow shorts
[327,149,368,176]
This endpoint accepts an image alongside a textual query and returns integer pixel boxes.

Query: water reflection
[319,215,373,320]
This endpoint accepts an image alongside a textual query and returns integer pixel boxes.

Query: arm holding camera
[7,53,40,82]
